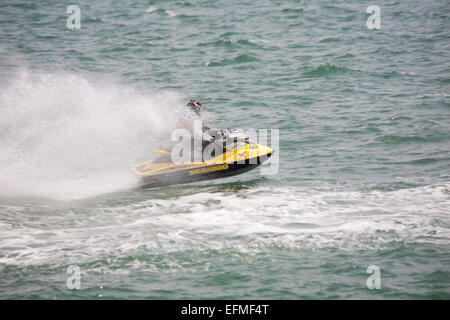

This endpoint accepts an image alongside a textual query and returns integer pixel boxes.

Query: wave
[376,134,445,144]
[197,38,263,49]
[378,70,416,78]
[205,54,258,67]
[302,64,355,77]
[197,39,234,48]
[281,8,305,14]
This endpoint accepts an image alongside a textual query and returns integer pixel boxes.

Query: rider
[175,99,217,161]
[154,99,216,163]
[177,99,210,134]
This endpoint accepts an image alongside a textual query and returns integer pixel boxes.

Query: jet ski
[132,129,273,188]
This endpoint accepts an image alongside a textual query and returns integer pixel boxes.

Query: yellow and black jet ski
[132,129,273,188]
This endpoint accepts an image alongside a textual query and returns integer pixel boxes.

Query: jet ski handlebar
[206,128,249,146]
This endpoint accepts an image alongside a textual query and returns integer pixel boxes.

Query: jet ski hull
[138,154,271,188]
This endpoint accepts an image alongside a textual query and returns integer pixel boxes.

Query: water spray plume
[0,70,183,199]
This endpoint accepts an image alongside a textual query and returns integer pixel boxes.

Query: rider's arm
[202,123,210,132]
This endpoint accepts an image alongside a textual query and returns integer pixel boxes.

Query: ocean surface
[0,0,449,299]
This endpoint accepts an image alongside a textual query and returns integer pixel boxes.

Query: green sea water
[0,0,449,299]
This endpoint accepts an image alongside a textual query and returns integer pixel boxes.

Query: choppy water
[0,0,449,299]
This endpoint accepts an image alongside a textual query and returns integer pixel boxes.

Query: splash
[0,70,183,199]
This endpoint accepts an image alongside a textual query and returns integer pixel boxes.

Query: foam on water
[0,70,183,199]
[1,183,448,267]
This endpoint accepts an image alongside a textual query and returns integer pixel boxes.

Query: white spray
[0,70,183,199]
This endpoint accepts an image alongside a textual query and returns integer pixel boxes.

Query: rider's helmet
[187,99,205,115]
